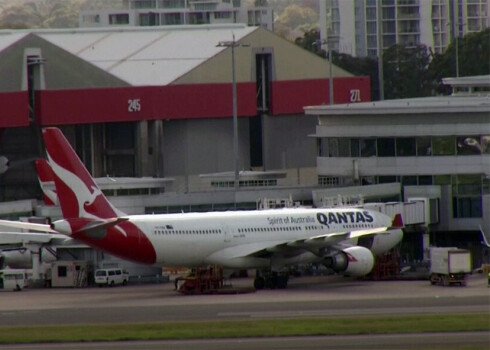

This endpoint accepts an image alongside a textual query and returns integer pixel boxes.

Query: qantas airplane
[35,158,59,206]
[0,128,403,289]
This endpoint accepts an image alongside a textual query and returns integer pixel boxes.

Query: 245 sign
[349,89,361,103]
[128,99,141,112]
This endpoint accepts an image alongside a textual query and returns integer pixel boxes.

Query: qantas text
[316,211,374,228]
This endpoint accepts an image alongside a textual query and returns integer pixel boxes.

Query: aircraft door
[222,223,232,243]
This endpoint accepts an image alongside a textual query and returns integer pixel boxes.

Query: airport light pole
[327,38,334,105]
[317,35,337,105]
[377,0,384,100]
[217,34,247,199]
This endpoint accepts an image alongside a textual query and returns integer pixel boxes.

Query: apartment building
[320,0,490,57]
[80,0,274,31]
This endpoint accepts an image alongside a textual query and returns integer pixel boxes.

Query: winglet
[479,225,490,248]
[391,214,403,229]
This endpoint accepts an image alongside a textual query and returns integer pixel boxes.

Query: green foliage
[294,28,380,100]
[383,44,433,99]
[0,0,125,29]
[0,314,486,343]
[428,28,490,94]
[333,52,379,100]
[294,28,323,57]
[295,27,490,100]
[0,0,81,29]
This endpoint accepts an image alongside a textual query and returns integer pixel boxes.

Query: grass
[0,314,488,344]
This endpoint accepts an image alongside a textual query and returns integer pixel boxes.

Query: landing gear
[254,270,289,290]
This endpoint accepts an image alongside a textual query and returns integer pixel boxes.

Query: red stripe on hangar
[270,77,370,115]
[0,91,29,127]
[35,83,257,125]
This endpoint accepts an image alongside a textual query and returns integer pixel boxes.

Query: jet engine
[0,249,56,269]
[1,249,31,269]
[324,246,375,277]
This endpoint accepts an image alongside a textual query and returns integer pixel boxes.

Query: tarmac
[0,273,488,349]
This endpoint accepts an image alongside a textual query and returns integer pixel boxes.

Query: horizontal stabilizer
[51,217,129,238]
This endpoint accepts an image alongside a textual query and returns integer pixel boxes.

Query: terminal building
[305,75,490,265]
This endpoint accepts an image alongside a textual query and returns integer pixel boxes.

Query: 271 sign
[349,89,361,102]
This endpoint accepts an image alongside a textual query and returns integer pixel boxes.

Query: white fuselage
[127,207,399,268]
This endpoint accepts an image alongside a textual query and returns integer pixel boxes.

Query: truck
[429,247,472,286]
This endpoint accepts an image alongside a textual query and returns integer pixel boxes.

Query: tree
[428,28,490,94]
[294,28,323,56]
[0,0,82,29]
[382,44,433,99]
[295,26,489,100]
[295,29,380,100]
[333,52,379,100]
[275,4,318,40]
[0,0,124,29]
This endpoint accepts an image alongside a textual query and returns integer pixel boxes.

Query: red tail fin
[34,158,58,206]
[42,128,118,220]
[391,214,404,229]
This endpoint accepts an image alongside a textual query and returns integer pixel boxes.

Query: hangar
[0,24,370,210]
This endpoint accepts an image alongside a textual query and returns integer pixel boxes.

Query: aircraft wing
[210,214,404,261]
[0,219,57,233]
[0,232,70,245]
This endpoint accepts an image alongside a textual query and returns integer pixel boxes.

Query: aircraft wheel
[266,274,277,289]
[276,275,289,289]
[254,276,265,290]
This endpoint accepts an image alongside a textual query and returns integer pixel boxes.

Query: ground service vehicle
[429,247,471,286]
[0,269,31,290]
[95,268,129,287]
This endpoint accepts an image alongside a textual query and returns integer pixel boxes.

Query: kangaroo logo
[47,154,128,238]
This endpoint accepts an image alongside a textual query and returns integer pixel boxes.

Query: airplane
[0,127,403,289]
[35,158,58,206]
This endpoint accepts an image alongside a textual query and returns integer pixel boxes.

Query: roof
[304,94,490,115]
[199,170,287,180]
[0,24,257,86]
[442,75,490,87]
[305,75,490,115]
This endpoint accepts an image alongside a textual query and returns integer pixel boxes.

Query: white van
[94,268,129,287]
[0,269,31,291]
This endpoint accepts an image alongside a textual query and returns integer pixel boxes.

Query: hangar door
[250,53,271,168]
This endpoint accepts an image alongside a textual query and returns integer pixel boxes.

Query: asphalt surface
[0,274,489,349]
[2,333,490,350]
